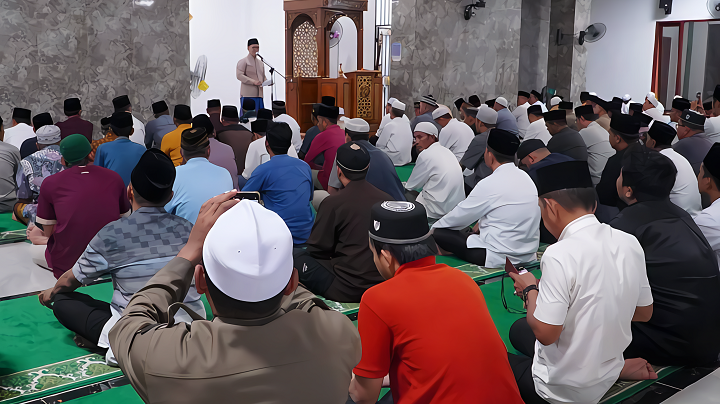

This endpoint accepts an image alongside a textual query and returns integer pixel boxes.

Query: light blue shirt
[145,114,176,149]
[496,108,519,135]
[165,157,234,223]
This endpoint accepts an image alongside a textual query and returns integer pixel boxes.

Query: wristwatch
[522,285,539,302]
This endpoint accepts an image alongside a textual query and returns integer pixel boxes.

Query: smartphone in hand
[505,257,528,275]
[233,191,263,205]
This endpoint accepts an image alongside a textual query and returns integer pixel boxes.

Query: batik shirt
[16,145,64,222]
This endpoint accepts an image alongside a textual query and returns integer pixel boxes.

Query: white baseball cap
[345,118,370,132]
[414,122,438,138]
[477,104,498,124]
[431,104,452,120]
[202,200,294,302]
[495,97,509,108]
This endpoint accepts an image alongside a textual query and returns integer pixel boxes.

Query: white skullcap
[203,200,294,302]
[646,92,659,107]
[345,117,369,132]
[643,108,670,123]
[338,107,345,115]
[387,97,397,106]
[550,97,562,107]
[495,97,509,108]
[392,100,406,110]
[431,104,452,120]
[623,94,632,102]
[414,122,438,138]
[673,95,682,99]
[477,104,498,124]
[36,125,62,145]
[589,92,597,96]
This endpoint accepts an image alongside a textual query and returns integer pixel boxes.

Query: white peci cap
[345,117,370,132]
[550,97,562,107]
[431,104,452,120]
[202,200,294,302]
[495,97,509,108]
[477,104,498,124]
[646,92,659,107]
[392,100,406,110]
[414,122,439,138]
[387,97,397,106]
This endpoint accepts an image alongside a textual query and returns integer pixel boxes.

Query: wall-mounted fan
[190,55,208,99]
[708,0,720,18]
[578,23,607,45]
[329,20,343,48]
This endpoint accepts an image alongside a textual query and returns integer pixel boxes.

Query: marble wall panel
[0,0,189,139]
[391,0,521,118]
[519,0,550,96]
[570,0,591,104]
[547,0,574,101]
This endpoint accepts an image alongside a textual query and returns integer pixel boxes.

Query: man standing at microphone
[236,38,267,112]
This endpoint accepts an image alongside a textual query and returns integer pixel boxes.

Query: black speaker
[659,0,673,14]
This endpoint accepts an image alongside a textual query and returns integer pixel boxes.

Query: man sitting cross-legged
[293,141,392,303]
[507,160,656,404]
[39,149,205,364]
[611,145,720,366]
[349,201,523,404]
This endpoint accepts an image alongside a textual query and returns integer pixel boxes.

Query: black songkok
[64,98,81,114]
[110,112,133,129]
[536,160,594,195]
[12,108,31,120]
[131,149,176,203]
[152,101,168,114]
[174,105,192,121]
[112,95,131,110]
[207,99,221,109]
[646,121,676,146]
[468,95,481,108]
[248,38,259,46]
[222,106,239,119]
[610,114,641,137]
[369,201,431,244]
[337,142,370,173]
[671,97,691,111]
[32,113,53,130]
[257,108,273,120]
[192,114,215,137]
[322,96,336,107]
[621,144,677,201]
[703,143,720,179]
[487,128,520,156]
[543,109,567,123]
[265,121,292,153]
[181,127,209,151]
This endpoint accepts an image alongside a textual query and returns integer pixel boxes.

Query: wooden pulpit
[284,0,383,132]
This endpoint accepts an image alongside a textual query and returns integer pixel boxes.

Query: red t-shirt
[354,257,523,404]
[36,165,130,278]
[303,124,344,190]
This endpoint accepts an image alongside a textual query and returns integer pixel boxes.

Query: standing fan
[190,55,208,99]
[578,23,607,45]
[708,0,720,17]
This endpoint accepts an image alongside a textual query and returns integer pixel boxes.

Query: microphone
[256,53,264,60]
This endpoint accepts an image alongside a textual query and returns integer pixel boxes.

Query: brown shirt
[110,257,361,404]
[306,180,391,302]
[216,125,254,174]
[236,54,266,97]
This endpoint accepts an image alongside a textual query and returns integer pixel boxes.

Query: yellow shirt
[160,124,192,166]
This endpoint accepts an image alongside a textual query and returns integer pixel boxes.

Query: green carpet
[0,213,27,244]
[394,164,414,183]
[0,212,25,233]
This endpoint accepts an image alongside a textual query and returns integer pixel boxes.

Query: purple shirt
[209,138,239,189]
[56,115,94,143]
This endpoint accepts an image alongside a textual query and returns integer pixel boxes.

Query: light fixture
[464,1,486,20]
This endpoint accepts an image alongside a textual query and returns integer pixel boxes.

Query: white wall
[586,0,716,103]
[329,17,359,78]
[190,0,377,115]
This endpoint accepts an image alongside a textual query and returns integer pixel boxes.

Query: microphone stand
[257,54,285,103]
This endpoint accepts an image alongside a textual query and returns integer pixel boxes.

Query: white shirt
[274,114,302,152]
[512,102,531,138]
[4,123,35,150]
[377,117,413,166]
[438,119,474,161]
[129,115,146,146]
[241,136,299,179]
[705,116,720,144]
[533,215,653,404]
[376,113,409,138]
[405,142,464,219]
[533,100,548,113]
[659,148,702,216]
[524,119,552,144]
[694,198,720,268]
[579,121,615,185]
[432,163,541,267]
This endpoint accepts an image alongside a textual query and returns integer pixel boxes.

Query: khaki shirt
[110,257,361,404]
[236,54,266,97]
[596,114,611,132]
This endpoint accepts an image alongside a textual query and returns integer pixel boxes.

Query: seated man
[460,105,497,193]
[575,105,615,185]
[0,116,21,213]
[14,125,64,225]
[597,114,641,212]
[611,145,720,366]
[523,105,552,144]
[434,104,474,161]
[243,122,314,245]
[349,201,524,404]
[545,109,588,161]
[90,116,116,161]
[35,135,131,278]
[433,129,540,267]
[192,114,239,190]
[20,112,54,159]
[271,101,302,152]
[673,109,712,176]
[240,98,257,122]
[110,195,361,403]
[644,121,701,216]
[216,105,254,184]
[56,97,93,142]
[206,99,224,133]
[165,128,233,224]
[94,112,146,187]
[517,139,574,180]
[508,160,655,404]
[294,142,391,303]
[160,104,193,166]
[242,112,299,180]
[492,96,520,135]
[39,150,205,362]
[376,100,413,166]
[696,144,720,265]
[327,118,405,202]
[299,96,335,161]
[405,122,465,223]
[304,104,344,191]
[145,100,176,148]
